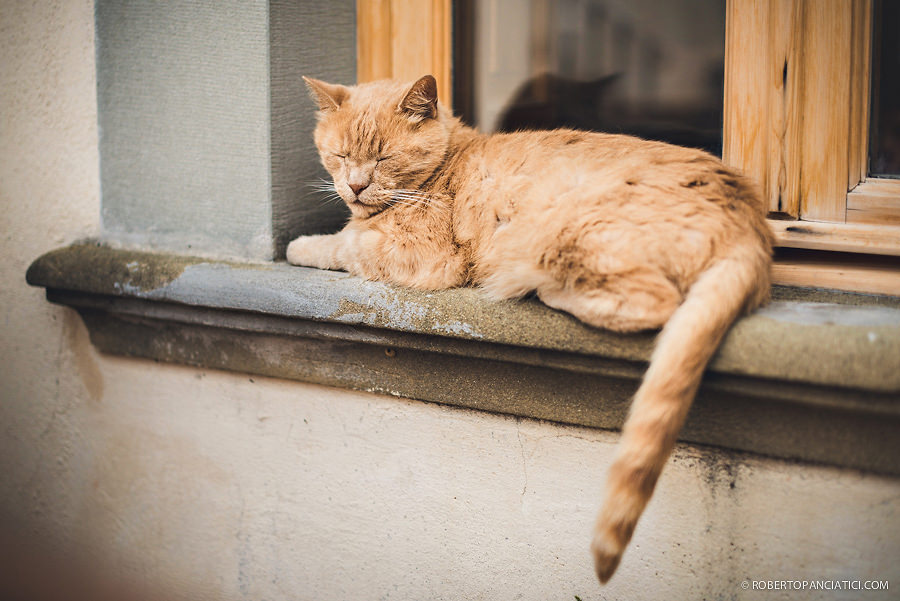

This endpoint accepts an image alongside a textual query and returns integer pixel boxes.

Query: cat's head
[303,75,451,218]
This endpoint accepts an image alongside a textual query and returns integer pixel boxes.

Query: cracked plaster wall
[1,3,898,600]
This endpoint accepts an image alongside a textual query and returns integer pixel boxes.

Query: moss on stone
[27,242,196,295]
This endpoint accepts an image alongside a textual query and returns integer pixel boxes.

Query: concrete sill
[27,242,900,475]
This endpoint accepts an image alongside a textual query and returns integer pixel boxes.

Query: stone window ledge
[27,242,900,475]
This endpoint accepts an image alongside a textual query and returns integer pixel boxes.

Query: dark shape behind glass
[454,0,726,156]
[495,70,723,156]
[495,72,620,132]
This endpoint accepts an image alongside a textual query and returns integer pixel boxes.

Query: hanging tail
[591,243,770,583]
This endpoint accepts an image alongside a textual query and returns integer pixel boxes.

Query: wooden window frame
[724,0,900,245]
[357,0,452,106]
[357,0,900,295]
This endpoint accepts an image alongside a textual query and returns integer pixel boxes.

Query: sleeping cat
[287,74,773,583]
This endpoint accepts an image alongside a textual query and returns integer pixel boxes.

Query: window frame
[357,0,452,106]
[723,0,900,252]
[358,0,900,295]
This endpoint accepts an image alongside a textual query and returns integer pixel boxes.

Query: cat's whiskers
[385,197,426,210]
[302,180,345,207]
[388,198,449,216]
[388,189,450,216]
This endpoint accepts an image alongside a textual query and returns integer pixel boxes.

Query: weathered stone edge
[26,243,900,393]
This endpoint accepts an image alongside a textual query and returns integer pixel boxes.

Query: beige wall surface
[1,2,898,600]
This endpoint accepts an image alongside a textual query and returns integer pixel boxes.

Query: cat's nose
[349,182,368,196]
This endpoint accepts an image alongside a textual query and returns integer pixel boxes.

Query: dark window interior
[454,0,726,156]
[869,0,900,178]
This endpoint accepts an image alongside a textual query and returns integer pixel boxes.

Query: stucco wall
[1,3,898,600]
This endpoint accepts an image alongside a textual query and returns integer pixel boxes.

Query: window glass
[454,0,726,155]
[869,0,900,178]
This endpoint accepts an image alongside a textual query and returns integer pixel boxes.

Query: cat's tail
[591,241,770,583]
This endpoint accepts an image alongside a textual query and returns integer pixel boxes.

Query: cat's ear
[303,76,349,112]
[398,75,438,122]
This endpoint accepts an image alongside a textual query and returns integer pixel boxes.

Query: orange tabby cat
[287,75,773,583]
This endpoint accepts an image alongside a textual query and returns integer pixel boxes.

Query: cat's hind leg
[536,275,681,333]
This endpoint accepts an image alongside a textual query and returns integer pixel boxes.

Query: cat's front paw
[286,236,316,266]
[286,233,345,270]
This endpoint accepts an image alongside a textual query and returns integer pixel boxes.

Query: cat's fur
[287,75,773,583]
